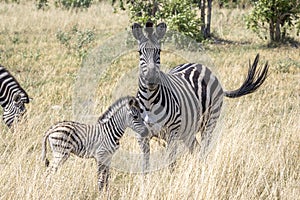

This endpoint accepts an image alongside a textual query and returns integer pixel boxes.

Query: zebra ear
[132,23,145,42]
[155,22,167,40]
[128,98,135,107]
[134,98,140,108]
[128,98,140,109]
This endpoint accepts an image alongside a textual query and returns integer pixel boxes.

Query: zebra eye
[13,94,22,103]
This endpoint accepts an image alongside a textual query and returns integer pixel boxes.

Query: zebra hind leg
[45,152,70,184]
[200,104,223,160]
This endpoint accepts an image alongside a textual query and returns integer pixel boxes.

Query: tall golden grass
[0,1,299,199]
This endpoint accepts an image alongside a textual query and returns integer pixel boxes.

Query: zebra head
[126,97,149,138]
[132,22,167,90]
[3,91,30,128]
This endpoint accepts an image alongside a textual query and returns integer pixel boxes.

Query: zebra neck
[0,89,10,107]
[0,96,11,108]
[138,78,160,97]
[99,113,126,143]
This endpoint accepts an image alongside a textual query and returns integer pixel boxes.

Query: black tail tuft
[224,54,269,98]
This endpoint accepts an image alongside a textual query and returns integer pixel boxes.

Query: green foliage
[35,0,93,10]
[216,0,256,8]
[245,0,300,42]
[35,0,49,10]
[56,24,96,59]
[55,0,93,9]
[161,0,203,42]
[114,0,203,42]
[0,0,20,3]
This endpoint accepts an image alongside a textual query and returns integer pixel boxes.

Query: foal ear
[155,22,167,40]
[132,23,145,42]
[128,98,135,107]
[128,98,140,109]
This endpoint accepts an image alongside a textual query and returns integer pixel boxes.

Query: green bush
[35,0,49,10]
[161,0,203,42]
[115,0,203,42]
[35,0,94,10]
[55,0,93,10]
[245,0,300,43]
[56,24,96,59]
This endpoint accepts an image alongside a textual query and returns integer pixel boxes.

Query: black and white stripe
[41,96,148,192]
[132,22,268,171]
[0,65,30,127]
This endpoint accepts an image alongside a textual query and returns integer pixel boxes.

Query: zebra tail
[224,54,269,98]
[41,130,51,167]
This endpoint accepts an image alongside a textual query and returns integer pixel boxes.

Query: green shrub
[35,0,49,10]
[115,0,203,42]
[35,0,94,10]
[56,24,96,59]
[55,0,93,10]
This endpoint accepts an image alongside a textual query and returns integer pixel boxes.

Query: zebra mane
[98,96,134,123]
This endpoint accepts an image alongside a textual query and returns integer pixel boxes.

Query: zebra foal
[132,22,269,171]
[0,65,30,127]
[41,96,148,191]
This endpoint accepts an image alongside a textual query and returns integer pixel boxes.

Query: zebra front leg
[97,161,110,192]
[166,139,178,172]
[184,135,200,154]
[137,137,150,174]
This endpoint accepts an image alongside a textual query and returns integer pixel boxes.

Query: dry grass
[0,1,299,199]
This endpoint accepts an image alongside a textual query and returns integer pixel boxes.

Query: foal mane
[97,96,134,123]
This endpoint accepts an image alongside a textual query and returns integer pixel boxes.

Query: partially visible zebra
[132,22,269,171]
[41,96,148,192]
[0,65,30,127]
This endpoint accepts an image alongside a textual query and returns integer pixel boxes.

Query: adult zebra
[132,22,269,171]
[0,65,30,128]
[42,96,148,192]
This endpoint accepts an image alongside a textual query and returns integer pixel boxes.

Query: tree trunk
[206,0,212,38]
[151,0,158,17]
[269,20,275,42]
[200,0,206,36]
[275,19,281,41]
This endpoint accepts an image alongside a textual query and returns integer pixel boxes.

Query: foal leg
[45,152,70,184]
[96,155,112,193]
[137,137,150,174]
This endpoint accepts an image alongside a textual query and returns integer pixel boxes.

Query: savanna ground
[0,1,299,199]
